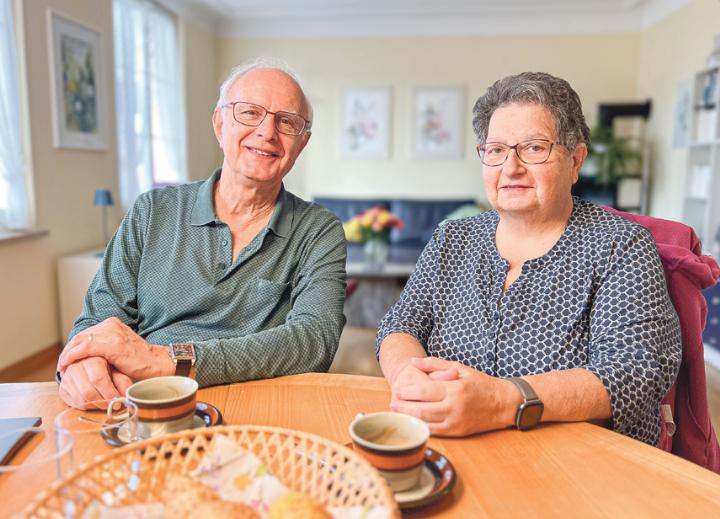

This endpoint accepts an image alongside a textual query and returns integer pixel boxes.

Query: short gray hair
[216,57,313,123]
[472,72,589,151]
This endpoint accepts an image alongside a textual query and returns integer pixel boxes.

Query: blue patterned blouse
[377,198,682,445]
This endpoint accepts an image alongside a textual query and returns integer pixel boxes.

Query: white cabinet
[57,250,103,341]
[682,67,720,255]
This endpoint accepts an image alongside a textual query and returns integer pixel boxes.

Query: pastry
[268,492,331,519]
[162,474,260,519]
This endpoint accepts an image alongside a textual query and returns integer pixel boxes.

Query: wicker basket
[22,425,400,518]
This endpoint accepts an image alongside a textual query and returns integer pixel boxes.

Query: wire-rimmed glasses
[221,101,311,136]
[477,139,560,166]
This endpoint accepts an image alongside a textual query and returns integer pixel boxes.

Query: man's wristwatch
[508,377,544,430]
[168,343,196,377]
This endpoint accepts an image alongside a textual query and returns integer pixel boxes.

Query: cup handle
[350,412,365,427]
[107,396,130,421]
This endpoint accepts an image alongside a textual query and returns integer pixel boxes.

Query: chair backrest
[605,207,720,472]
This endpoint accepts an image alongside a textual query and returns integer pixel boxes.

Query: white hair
[215,57,313,124]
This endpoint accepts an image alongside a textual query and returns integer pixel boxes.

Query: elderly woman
[377,72,681,445]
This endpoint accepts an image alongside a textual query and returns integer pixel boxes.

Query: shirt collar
[190,168,294,238]
[267,184,294,238]
[190,169,221,226]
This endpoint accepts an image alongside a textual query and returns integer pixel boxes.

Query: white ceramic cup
[349,412,430,492]
[110,376,198,439]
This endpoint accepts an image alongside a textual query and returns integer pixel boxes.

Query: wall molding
[0,342,61,383]
[202,0,691,39]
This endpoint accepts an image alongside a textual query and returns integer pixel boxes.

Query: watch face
[517,402,544,429]
[172,343,195,360]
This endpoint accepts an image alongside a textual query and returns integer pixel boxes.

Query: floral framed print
[412,86,464,159]
[341,87,391,159]
[47,10,106,150]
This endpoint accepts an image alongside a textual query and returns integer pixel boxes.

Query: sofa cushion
[313,198,390,223]
[389,199,475,245]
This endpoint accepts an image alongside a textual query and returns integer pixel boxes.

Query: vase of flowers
[363,238,389,269]
[343,206,404,270]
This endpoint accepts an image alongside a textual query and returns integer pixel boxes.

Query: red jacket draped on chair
[606,207,720,472]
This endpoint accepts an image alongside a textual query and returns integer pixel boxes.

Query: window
[113,0,187,210]
[0,0,30,230]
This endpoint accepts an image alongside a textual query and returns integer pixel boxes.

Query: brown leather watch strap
[175,359,192,377]
[169,343,196,378]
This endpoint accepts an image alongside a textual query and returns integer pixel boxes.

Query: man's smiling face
[212,68,311,186]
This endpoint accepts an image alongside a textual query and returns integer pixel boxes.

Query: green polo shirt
[69,170,347,387]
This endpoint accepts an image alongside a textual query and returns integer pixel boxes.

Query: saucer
[101,401,223,447]
[345,443,456,509]
[394,447,456,509]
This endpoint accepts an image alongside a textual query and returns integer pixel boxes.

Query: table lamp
[93,189,114,245]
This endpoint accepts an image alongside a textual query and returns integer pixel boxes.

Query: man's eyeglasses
[221,101,311,136]
[476,139,559,166]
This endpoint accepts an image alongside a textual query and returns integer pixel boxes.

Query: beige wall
[217,34,642,202]
[637,0,720,220]
[181,19,223,181]
[0,1,220,370]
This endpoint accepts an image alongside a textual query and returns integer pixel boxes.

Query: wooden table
[2,373,720,517]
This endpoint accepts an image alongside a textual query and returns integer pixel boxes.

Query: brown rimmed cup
[349,412,430,492]
[110,376,198,439]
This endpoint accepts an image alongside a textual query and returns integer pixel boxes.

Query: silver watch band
[508,377,541,403]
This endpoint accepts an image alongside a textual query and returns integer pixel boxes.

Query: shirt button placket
[217,229,230,281]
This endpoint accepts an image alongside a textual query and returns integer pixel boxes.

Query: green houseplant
[587,126,643,185]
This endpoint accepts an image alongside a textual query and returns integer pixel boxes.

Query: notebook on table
[0,417,42,465]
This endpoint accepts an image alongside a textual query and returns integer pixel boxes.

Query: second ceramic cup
[349,411,429,492]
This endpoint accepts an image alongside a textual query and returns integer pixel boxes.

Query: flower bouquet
[343,206,404,269]
[343,206,404,243]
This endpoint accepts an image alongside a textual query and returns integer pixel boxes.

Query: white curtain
[147,7,187,185]
[0,0,29,229]
[113,0,186,211]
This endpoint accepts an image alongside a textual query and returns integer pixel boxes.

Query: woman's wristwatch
[168,343,196,378]
[508,377,544,430]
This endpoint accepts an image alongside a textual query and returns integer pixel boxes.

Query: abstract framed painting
[47,10,106,150]
[340,87,391,159]
[411,86,464,159]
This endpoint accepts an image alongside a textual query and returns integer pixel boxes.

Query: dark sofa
[314,197,475,264]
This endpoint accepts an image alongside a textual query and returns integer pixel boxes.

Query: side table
[344,262,415,328]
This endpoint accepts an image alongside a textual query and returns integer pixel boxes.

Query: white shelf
[689,141,718,148]
[683,67,720,249]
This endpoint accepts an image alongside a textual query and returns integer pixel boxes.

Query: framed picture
[340,87,391,159]
[47,10,106,150]
[672,80,691,149]
[412,86,464,159]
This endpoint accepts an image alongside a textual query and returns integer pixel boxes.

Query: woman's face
[482,103,586,221]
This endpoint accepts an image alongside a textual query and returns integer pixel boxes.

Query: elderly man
[57,59,347,409]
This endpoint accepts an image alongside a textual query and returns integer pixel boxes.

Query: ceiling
[160,0,691,38]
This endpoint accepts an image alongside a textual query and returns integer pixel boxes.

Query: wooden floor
[4,327,720,435]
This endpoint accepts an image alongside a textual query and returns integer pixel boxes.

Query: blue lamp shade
[94,189,114,207]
